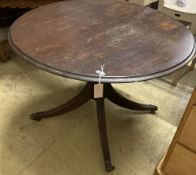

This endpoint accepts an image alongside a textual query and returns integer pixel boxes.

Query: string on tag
[94,65,105,98]
[96,65,106,84]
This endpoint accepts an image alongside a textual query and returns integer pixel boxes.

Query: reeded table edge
[8,28,196,83]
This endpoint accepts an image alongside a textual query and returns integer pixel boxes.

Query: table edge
[8,28,196,83]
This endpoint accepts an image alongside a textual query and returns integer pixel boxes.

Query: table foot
[30,82,158,171]
[31,113,42,121]
[31,84,92,121]
[96,98,115,172]
[105,84,158,112]
[190,57,196,70]
[105,160,115,172]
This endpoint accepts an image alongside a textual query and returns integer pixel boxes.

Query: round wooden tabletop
[9,0,195,83]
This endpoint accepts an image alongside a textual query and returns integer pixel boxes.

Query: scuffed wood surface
[9,0,195,82]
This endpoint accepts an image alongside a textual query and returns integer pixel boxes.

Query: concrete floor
[0,28,196,175]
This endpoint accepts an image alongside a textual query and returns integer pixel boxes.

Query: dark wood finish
[190,57,196,70]
[0,40,11,62]
[105,84,157,112]
[31,83,93,121]
[0,0,63,62]
[9,0,195,83]
[31,83,158,121]
[9,0,195,172]
[96,98,115,172]
[31,82,157,171]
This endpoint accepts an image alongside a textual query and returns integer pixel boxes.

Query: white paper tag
[94,84,104,98]
[94,65,105,98]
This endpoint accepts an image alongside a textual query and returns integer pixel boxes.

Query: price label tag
[94,65,105,99]
[94,84,104,98]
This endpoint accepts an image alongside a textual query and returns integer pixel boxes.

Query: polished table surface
[9,0,195,172]
[9,0,195,83]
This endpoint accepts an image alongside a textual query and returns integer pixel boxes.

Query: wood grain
[9,0,195,83]
[165,144,196,175]
[155,88,196,175]
[178,106,196,152]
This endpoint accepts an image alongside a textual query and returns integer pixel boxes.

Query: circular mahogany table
[9,0,195,172]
